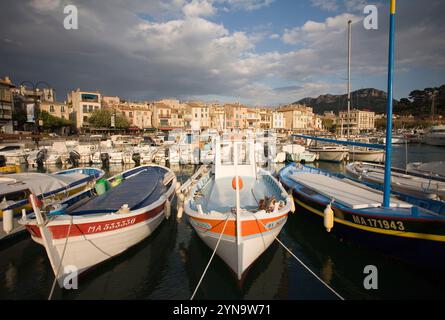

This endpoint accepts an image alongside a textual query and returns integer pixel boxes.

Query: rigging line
[253,215,345,301]
[190,214,231,300]
[48,215,73,300]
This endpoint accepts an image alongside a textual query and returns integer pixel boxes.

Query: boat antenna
[383,0,397,208]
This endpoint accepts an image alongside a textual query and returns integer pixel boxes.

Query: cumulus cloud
[0,0,443,106]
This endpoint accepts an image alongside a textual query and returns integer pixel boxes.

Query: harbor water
[1,144,445,299]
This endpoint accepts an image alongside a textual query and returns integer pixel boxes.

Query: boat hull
[278,168,445,269]
[188,213,288,279]
[26,200,171,278]
[309,150,348,162]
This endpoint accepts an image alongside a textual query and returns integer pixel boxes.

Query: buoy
[324,202,334,232]
[2,209,13,234]
[232,176,243,190]
[164,198,171,220]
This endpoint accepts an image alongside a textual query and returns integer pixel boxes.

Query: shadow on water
[284,211,445,299]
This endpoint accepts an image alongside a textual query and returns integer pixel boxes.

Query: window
[83,105,88,113]
[61,105,65,112]
[50,105,55,113]
[129,112,133,118]
[88,105,93,112]
[83,116,88,122]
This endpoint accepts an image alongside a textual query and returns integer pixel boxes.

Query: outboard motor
[69,150,80,166]
[0,155,6,167]
[35,149,47,167]
[132,152,141,166]
[100,152,110,167]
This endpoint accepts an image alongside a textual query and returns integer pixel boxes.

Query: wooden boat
[347,147,384,163]
[308,145,349,163]
[1,167,104,241]
[184,136,292,280]
[20,165,177,285]
[279,163,445,269]
[346,162,445,201]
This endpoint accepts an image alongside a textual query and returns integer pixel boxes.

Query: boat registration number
[352,215,405,231]
[87,218,137,233]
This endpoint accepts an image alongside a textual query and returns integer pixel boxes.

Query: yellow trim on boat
[294,197,445,242]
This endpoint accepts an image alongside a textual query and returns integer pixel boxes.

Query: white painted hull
[348,150,384,163]
[31,209,166,277]
[312,150,348,162]
[192,217,286,279]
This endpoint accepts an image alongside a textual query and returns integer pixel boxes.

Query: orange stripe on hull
[190,213,288,237]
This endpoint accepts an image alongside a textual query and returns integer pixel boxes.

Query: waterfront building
[188,101,210,130]
[110,101,153,129]
[0,76,15,133]
[272,111,284,131]
[278,104,314,132]
[40,101,71,120]
[223,103,247,130]
[338,108,375,135]
[210,104,225,131]
[67,89,102,129]
[246,108,260,129]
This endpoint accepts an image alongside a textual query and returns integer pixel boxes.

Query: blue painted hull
[279,163,445,270]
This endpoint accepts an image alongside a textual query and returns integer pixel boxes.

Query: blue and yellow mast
[383,0,397,207]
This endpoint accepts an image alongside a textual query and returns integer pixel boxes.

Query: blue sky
[1,0,444,107]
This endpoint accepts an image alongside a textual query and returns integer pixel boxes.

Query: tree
[88,109,111,128]
[39,110,73,128]
[88,109,130,129]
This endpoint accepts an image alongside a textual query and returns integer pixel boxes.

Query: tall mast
[383,0,397,208]
[347,20,352,139]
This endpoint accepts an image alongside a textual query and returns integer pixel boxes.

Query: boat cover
[72,167,167,214]
[289,173,412,209]
[0,172,88,196]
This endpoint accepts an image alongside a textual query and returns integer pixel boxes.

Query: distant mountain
[295,88,394,115]
[295,85,445,118]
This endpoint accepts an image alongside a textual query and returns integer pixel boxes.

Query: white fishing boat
[1,167,104,241]
[70,144,97,165]
[0,144,29,165]
[346,162,445,201]
[422,125,445,146]
[347,147,384,163]
[282,144,317,163]
[20,165,177,285]
[308,145,349,162]
[184,136,292,280]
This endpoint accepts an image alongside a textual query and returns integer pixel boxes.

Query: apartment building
[278,104,314,132]
[272,111,285,130]
[0,76,15,133]
[67,89,102,129]
[338,109,375,135]
[40,101,71,120]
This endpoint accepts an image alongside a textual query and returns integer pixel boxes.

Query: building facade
[67,89,102,129]
[0,76,15,133]
[338,109,375,135]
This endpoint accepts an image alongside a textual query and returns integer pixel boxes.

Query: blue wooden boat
[279,163,445,269]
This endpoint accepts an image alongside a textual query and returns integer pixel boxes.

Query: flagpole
[383,0,396,208]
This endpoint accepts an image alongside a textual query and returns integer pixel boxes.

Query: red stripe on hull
[26,203,165,239]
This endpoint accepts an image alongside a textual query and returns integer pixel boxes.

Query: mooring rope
[48,215,73,300]
[190,214,231,300]
[251,214,345,300]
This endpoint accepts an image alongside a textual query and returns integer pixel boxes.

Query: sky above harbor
[1,0,444,107]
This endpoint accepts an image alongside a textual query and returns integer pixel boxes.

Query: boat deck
[289,173,412,210]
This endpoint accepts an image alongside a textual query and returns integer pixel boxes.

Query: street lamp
[19,80,52,134]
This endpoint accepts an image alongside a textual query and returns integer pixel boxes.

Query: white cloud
[183,0,216,17]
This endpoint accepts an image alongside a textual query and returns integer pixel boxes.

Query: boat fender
[2,209,14,234]
[21,208,27,222]
[288,192,296,213]
[324,202,334,232]
[164,198,171,220]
